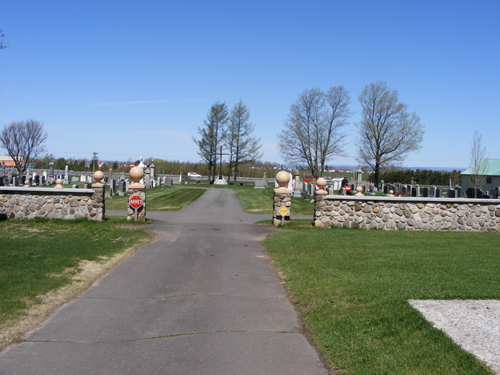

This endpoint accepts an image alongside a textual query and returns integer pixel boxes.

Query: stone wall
[0,187,105,221]
[314,195,500,232]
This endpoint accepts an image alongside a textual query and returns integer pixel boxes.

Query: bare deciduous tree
[468,130,488,198]
[0,120,48,175]
[226,100,262,183]
[193,101,228,183]
[356,82,424,189]
[278,87,351,179]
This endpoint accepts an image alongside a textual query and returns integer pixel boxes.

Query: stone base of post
[127,187,146,221]
[273,191,291,227]
[313,177,328,227]
[313,194,326,227]
[90,185,106,221]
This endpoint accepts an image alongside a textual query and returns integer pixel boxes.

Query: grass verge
[0,217,153,351]
[262,227,499,374]
[233,186,313,215]
[105,186,205,211]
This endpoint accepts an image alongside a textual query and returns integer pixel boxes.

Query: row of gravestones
[0,174,56,187]
[105,176,174,196]
[382,184,500,199]
[465,187,500,199]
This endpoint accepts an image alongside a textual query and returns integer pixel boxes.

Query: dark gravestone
[411,187,417,197]
[435,188,441,198]
[383,185,389,195]
[455,187,462,198]
[34,175,40,185]
[421,187,429,197]
[21,176,26,184]
[466,188,475,198]
[448,189,456,198]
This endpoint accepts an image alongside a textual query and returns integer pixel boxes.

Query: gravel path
[409,299,500,374]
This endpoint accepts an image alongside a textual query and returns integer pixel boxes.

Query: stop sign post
[129,195,143,221]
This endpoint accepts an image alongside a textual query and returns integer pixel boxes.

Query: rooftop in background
[461,159,500,176]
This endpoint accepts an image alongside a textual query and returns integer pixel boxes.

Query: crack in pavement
[24,330,303,344]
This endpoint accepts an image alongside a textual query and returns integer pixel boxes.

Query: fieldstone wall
[314,195,500,232]
[0,187,105,221]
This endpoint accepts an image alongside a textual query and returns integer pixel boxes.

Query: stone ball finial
[94,170,104,184]
[355,186,364,196]
[93,170,104,188]
[129,166,145,189]
[316,177,327,190]
[129,166,144,184]
[54,179,63,189]
[275,171,290,188]
[316,177,327,195]
[389,190,395,197]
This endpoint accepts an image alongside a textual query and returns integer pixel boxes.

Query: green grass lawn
[0,218,151,340]
[105,186,205,211]
[233,185,313,215]
[263,228,500,374]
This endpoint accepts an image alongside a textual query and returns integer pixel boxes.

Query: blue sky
[1,0,498,169]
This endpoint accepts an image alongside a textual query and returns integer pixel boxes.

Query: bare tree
[226,100,262,184]
[0,120,48,175]
[356,82,424,189]
[278,87,351,179]
[468,130,488,198]
[193,101,228,183]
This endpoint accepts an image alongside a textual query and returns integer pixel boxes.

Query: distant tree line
[370,168,462,186]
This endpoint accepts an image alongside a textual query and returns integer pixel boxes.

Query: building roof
[461,159,500,176]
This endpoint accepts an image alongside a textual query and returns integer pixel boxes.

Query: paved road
[0,189,327,374]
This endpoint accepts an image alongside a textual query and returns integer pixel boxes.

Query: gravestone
[429,186,436,198]
[435,188,442,198]
[118,179,127,196]
[448,189,456,198]
[41,176,46,186]
[455,187,462,198]
[489,189,497,198]
[254,180,265,189]
[34,175,40,185]
[49,162,54,178]
[421,187,429,197]
[466,188,475,198]
[109,179,117,194]
[383,185,389,195]
[12,176,19,186]
[72,177,79,182]
[63,165,69,184]
[0,176,4,186]
[80,175,86,182]
[411,187,417,197]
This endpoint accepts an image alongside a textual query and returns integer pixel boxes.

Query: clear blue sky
[1,0,498,169]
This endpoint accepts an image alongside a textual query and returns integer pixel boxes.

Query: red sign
[129,195,143,209]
